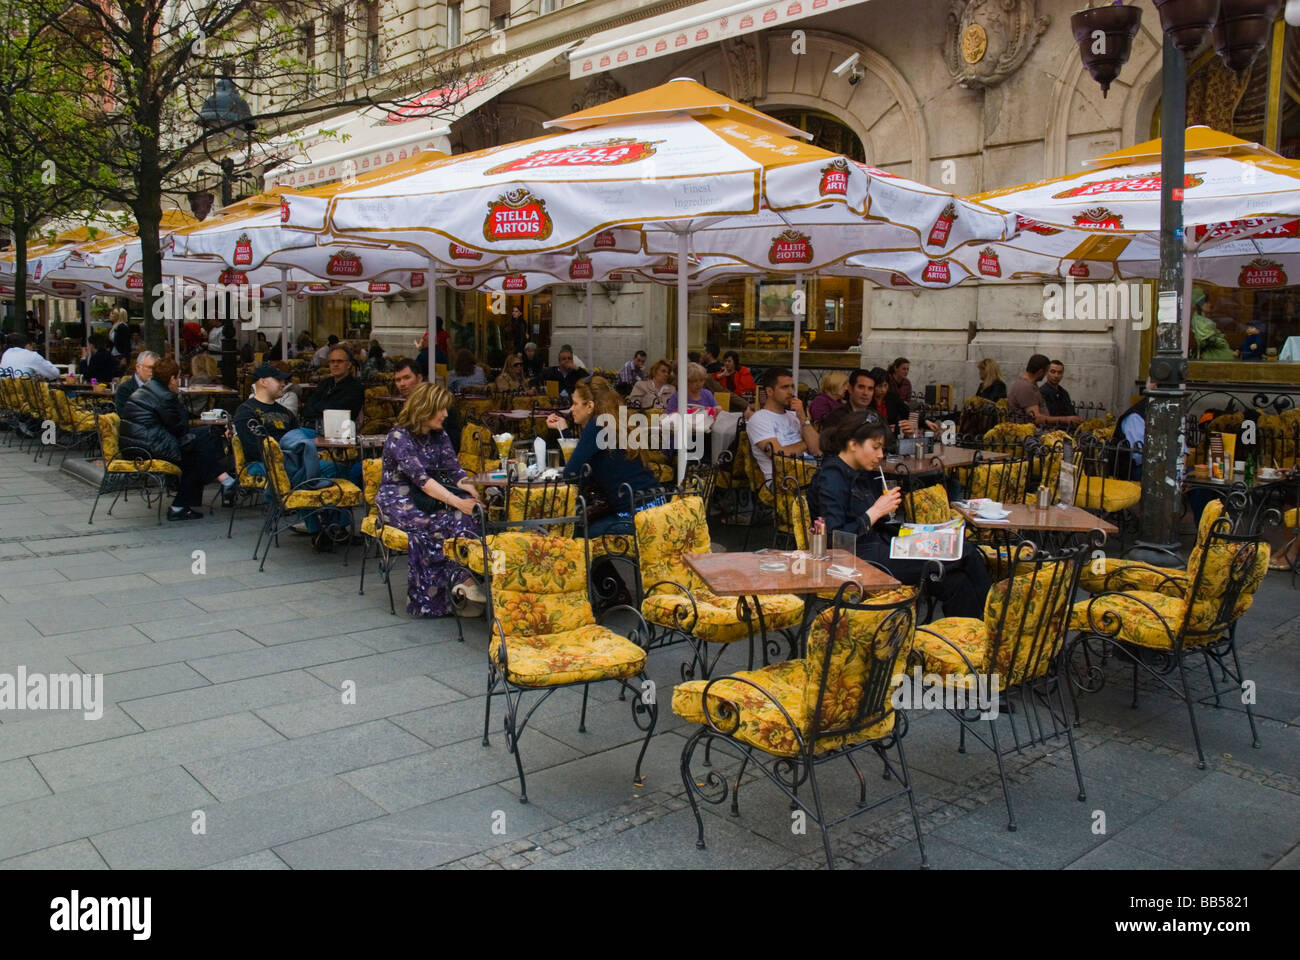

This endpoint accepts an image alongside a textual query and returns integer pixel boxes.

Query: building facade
[245,0,1300,409]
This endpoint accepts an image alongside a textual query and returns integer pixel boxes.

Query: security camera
[831,52,861,78]
[847,69,862,85]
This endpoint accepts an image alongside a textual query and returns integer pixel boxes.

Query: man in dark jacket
[302,345,365,425]
[120,356,234,519]
[79,335,118,383]
[543,345,587,398]
[115,351,157,414]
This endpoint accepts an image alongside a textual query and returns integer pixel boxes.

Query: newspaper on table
[889,518,965,562]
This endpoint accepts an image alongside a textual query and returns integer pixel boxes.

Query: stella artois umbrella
[287,79,1017,477]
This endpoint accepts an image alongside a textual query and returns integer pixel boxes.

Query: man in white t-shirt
[1,334,60,379]
[747,366,820,480]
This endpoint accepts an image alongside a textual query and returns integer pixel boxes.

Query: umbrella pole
[1180,251,1194,358]
[434,261,444,385]
[280,268,289,363]
[792,273,804,392]
[584,281,593,377]
[676,231,689,484]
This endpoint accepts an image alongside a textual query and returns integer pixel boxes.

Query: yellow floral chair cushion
[983,422,1035,452]
[1285,507,1297,528]
[772,478,811,549]
[672,595,915,756]
[904,483,960,525]
[96,412,181,475]
[506,481,578,535]
[230,434,267,490]
[463,531,646,688]
[916,563,1075,684]
[636,496,803,643]
[359,458,408,551]
[1070,530,1270,649]
[50,389,97,432]
[458,421,500,475]
[263,437,363,510]
[967,458,1031,502]
[1074,475,1142,513]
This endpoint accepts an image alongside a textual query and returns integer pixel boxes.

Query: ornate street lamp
[197,69,258,389]
[1072,1,1280,564]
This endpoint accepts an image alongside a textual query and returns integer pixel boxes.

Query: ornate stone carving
[943,0,1049,90]
[721,36,760,104]
[571,74,626,113]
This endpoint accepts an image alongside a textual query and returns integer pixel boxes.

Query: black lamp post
[1072,1,1279,563]
[197,70,256,389]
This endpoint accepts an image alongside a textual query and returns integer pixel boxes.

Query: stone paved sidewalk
[0,442,1295,869]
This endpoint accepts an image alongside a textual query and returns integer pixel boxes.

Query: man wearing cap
[233,364,301,469]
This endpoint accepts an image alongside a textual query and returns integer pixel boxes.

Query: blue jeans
[248,459,347,533]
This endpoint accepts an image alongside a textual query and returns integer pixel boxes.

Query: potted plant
[1071,3,1144,97]
[1153,0,1224,53]
[1213,0,1283,75]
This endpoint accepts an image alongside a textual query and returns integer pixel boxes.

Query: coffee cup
[977,500,1003,518]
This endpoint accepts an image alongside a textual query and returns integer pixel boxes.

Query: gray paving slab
[186,635,378,684]
[204,849,290,870]
[185,719,429,801]
[389,697,499,749]
[100,662,212,703]
[0,839,109,870]
[90,777,386,869]
[67,630,262,675]
[274,784,562,869]
[31,712,284,793]
[0,705,141,763]
[863,835,1006,870]
[116,669,338,730]
[0,758,51,805]
[305,645,469,688]
[136,607,301,641]
[25,599,208,637]
[255,676,464,739]
[0,624,153,661]
[0,765,213,861]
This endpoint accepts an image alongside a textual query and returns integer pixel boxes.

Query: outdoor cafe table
[1181,468,1294,530]
[684,548,902,666]
[951,501,1118,548]
[178,385,238,413]
[315,434,387,454]
[880,447,1009,476]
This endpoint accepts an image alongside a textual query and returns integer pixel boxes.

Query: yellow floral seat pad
[491,624,646,687]
[1285,507,1297,528]
[673,660,896,758]
[284,479,363,511]
[106,459,181,475]
[361,515,410,551]
[913,618,987,676]
[1069,592,1237,650]
[1078,558,1186,596]
[1075,476,1142,513]
[642,588,804,644]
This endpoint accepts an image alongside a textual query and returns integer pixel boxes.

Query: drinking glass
[547,449,561,470]
[558,437,579,462]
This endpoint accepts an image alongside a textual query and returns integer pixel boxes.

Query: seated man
[234,363,351,549]
[617,349,648,386]
[542,344,588,399]
[78,335,119,383]
[115,351,158,414]
[747,365,819,481]
[302,345,365,426]
[1,333,60,379]
[1038,359,1082,425]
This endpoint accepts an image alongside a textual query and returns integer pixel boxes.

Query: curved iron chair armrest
[117,445,167,471]
[488,615,511,676]
[596,604,653,650]
[913,624,982,676]
[1077,590,1178,646]
[287,476,356,506]
[642,578,701,634]
[699,674,807,752]
[1099,561,1189,597]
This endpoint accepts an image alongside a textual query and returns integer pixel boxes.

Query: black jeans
[174,429,229,508]
[861,538,992,620]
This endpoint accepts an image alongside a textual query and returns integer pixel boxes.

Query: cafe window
[1152,22,1300,370]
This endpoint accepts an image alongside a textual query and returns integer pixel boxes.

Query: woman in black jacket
[120,356,234,520]
[807,410,991,619]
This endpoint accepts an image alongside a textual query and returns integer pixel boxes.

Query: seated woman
[447,348,486,392]
[547,383,661,535]
[975,358,1006,402]
[376,381,485,618]
[494,352,532,393]
[119,356,236,520]
[809,370,847,425]
[665,362,718,414]
[628,358,674,410]
[807,410,991,619]
[887,357,913,403]
[715,351,756,397]
[868,366,909,428]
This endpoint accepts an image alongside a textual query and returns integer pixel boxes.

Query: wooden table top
[190,417,231,427]
[952,502,1119,536]
[178,385,238,395]
[880,447,1009,475]
[314,434,387,450]
[684,549,901,597]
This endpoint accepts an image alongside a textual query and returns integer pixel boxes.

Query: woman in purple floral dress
[376,382,483,617]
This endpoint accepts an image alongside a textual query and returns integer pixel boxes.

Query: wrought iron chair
[224,433,268,538]
[87,411,180,525]
[255,435,364,571]
[357,457,409,616]
[769,450,817,549]
[445,501,658,804]
[45,385,99,464]
[676,580,928,869]
[1067,513,1272,769]
[913,539,1091,830]
[634,494,805,680]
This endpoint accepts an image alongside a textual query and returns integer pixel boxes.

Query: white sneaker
[290,522,311,534]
